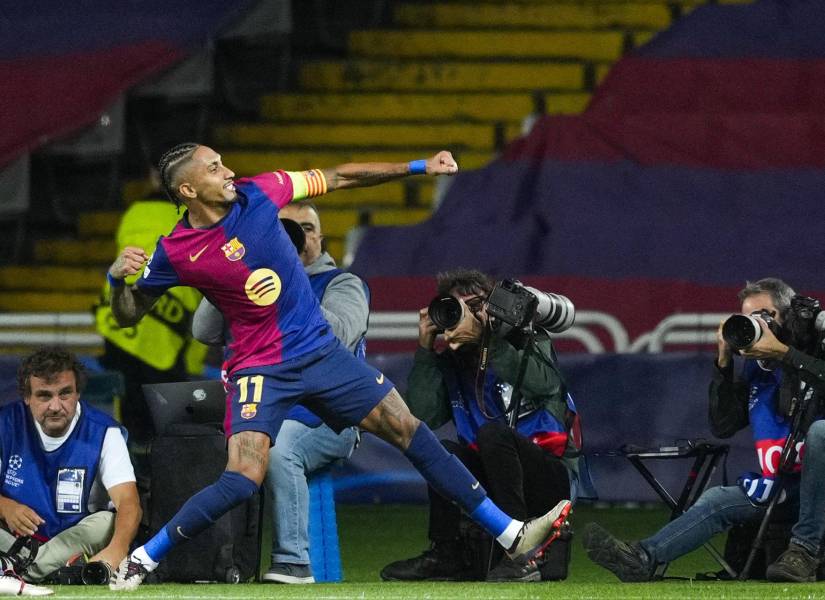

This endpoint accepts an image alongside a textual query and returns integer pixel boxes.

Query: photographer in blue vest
[583,278,825,583]
[192,200,365,584]
[0,347,141,585]
[380,269,579,583]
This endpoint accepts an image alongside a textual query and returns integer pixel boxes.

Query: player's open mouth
[224,181,235,191]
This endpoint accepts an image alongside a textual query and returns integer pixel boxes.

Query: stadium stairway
[0,0,749,348]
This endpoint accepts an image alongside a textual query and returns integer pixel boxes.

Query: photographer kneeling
[583,277,825,583]
[380,269,579,583]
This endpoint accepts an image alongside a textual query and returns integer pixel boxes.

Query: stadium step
[78,211,121,238]
[33,238,115,265]
[0,291,99,312]
[348,30,625,61]
[394,2,673,29]
[299,60,586,92]
[258,92,591,122]
[221,150,492,176]
[0,266,105,292]
[213,122,521,152]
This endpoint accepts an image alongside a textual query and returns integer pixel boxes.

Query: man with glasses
[381,269,579,583]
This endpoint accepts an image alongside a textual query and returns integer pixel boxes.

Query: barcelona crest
[240,403,257,419]
[222,237,246,261]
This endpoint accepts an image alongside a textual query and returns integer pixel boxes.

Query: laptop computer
[142,379,226,436]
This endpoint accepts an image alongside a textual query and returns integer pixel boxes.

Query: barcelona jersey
[136,172,335,376]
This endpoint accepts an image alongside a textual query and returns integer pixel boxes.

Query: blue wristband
[107,273,125,288]
[408,159,427,175]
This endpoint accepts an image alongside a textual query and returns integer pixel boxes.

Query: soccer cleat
[486,555,542,582]
[108,557,150,591]
[262,563,315,584]
[582,522,654,582]
[766,543,819,583]
[506,499,572,560]
[0,575,53,596]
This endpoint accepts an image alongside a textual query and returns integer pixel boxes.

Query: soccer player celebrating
[106,143,571,590]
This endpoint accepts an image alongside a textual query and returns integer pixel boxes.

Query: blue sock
[143,471,259,563]
[404,425,510,536]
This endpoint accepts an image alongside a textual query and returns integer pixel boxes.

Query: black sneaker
[262,563,314,584]
[766,543,819,583]
[582,523,654,582]
[380,541,473,581]
[486,556,541,582]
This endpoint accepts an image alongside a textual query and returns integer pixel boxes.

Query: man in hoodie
[192,200,365,584]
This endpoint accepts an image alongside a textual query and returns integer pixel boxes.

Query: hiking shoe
[582,522,654,582]
[380,541,473,581]
[0,574,52,596]
[486,555,541,582]
[262,563,314,584]
[108,557,150,591]
[506,499,572,560]
[766,543,819,583]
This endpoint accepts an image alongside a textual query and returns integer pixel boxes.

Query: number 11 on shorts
[237,375,264,403]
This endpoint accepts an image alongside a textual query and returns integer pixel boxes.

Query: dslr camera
[428,279,575,337]
[722,295,825,353]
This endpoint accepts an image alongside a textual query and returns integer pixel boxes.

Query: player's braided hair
[158,142,199,208]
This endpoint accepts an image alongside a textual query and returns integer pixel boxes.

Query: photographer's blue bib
[744,360,797,477]
[0,401,121,540]
[445,363,573,457]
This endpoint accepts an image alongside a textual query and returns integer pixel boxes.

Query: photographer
[380,269,579,583]
[583,278,825,583]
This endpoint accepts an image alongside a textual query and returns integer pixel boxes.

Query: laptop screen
[142,380,226,436]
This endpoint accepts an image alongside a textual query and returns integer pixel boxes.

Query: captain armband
[285,169,328,200]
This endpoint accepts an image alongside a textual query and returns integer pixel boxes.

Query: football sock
[403,424,513,537]
[143,471,259,563]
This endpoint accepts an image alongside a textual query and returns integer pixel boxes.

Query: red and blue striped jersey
[136,172,335,376]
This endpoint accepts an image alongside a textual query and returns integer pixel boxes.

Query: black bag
[146,423,261,583]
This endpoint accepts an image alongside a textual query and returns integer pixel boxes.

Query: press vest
[443,359,574,457]
[0,401,123,540]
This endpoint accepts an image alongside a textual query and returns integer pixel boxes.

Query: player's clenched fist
[426,151,459,176]
[109,246,149,280]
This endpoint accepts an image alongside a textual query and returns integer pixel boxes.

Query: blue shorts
[225,339,394,441]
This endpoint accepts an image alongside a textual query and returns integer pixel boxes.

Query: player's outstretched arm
[321,150,458,192]
[108,247,158,327]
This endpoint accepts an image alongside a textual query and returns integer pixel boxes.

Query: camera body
[427,279,576,337]
[487,279,575,336]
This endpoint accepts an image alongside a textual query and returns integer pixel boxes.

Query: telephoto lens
[427,296,464,331]
[80,561,112,585]
[722,314,763,350]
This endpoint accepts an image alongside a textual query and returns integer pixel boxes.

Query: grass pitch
[46,504,825,599]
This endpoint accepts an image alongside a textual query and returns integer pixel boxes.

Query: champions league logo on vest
[4,455,23,488]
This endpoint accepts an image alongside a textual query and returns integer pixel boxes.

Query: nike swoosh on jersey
[472,481,480,490]
[189,245,209,262]
[375,373,384,385]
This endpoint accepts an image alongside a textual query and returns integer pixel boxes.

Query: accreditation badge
[56,468,86,513]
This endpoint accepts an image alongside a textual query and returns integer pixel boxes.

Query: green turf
[44,504,825,599]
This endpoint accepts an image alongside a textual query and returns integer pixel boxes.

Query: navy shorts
[225,339,394,441]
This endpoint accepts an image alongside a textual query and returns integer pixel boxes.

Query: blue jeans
[641,420,825,564]
[266,419,357,565]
